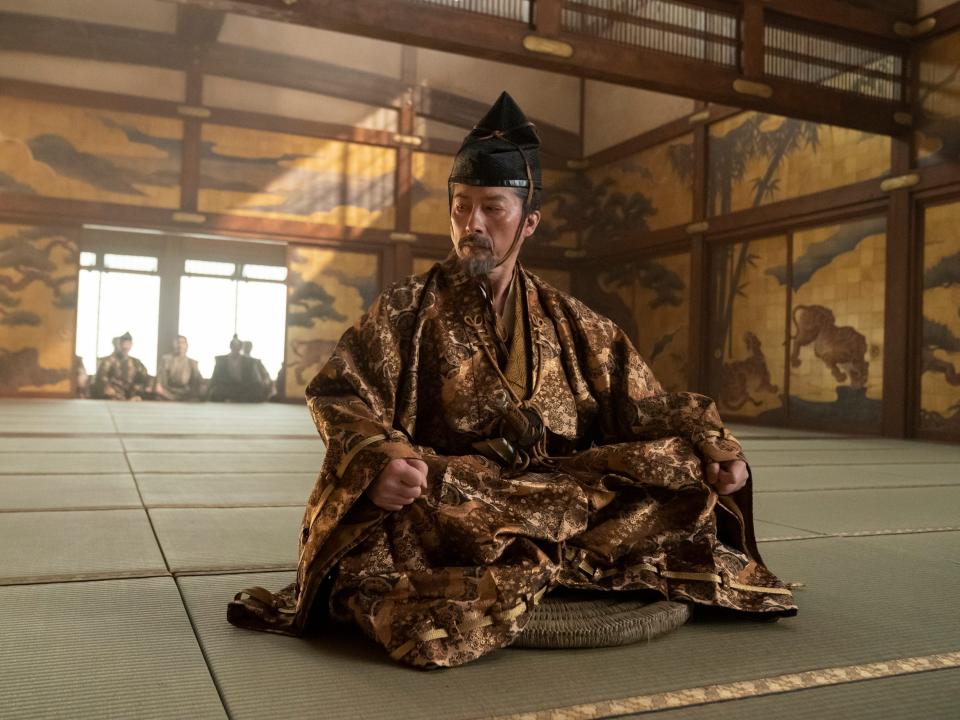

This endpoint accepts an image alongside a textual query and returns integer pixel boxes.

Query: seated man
[154,335,204,401]
[208,335,270,402]
[228,93,796,668]
[241,340,275,400]
[90,332,149,401]
[74,355,89,399]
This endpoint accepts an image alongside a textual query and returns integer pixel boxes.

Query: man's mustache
[459,233,493,250]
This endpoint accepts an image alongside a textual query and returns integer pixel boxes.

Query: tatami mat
[741,437,919,451]
[0,452,129,475]
[137,473,316,508]
[746,446,960,466]
[0,577,226,720]
[0,509,166,584]
[626,667,960,719]
[127,452,322,474]
[0,474,141,511]
[727,424,851,439]
[149,507,301,572]
[839,531,960,566]
[753,519,822,540]
[0,437,125,452]
[754,486,960,535]
[0,399,956,719]
[0,419,116,434]
[109,405,316,437]
[122,437,324,453]
[178,533,960,720]
[752,463,960,492]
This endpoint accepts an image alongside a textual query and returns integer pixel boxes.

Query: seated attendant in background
[154,335,204,401]
[91,332,150,401]
[208,335,271,403]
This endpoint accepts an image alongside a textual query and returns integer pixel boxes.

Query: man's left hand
[705,459,748,495]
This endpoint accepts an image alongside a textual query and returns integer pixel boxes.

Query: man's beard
[457,233,496,277]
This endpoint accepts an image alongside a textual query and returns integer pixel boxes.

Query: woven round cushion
[510,595,691,649]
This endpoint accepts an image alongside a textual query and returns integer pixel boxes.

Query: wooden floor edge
[484,651,960,720]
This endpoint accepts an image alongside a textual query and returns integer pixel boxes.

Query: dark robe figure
[90,332,149,401]
[227,93,796,669]
[242,340,276,401]
[208,335,271,402]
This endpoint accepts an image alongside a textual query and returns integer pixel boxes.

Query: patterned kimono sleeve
[604,324,746,464]
[304,290,420,496]
[132,360,151,398]
[155,356,170,390]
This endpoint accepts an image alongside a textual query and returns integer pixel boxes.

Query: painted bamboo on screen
[707,112,890,216]
[921,201,960,434]
[709,236,787,418]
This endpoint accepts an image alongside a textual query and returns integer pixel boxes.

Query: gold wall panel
[584,135,694,234]
[920,200,960,433]
[708,112,890,216]
[284,246,380,397]
[593,252,690,392]
[200,125,396,228]
[917,30,960,165]
[411,152,453,236]
[412,256,442,276]
[710,236,787,418]
[789,217,886,429]
[534,168,578,249]
[0,224,78,396]
[0,97,182,208]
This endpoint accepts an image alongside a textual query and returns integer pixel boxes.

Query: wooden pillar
[687,103,710,394]
[882,136,917,438]
[882,36,922,438]
[391,46,417,283]
[534,0,563,35]
[179,59,203,214]
[740,0,765,80]
[156,235,183,371]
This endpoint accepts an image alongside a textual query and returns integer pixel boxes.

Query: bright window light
[179,275,239,378]
[103,253,158,272]
[185,259,236,277]
[236,280,287,379]
[242,264,287,282]
[75,269,102,377]
[79,251,97,267]
[75,269,161,375]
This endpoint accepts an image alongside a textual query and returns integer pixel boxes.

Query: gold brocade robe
[228,256,796,668]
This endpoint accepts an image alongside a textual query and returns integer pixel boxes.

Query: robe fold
[228,256,796,668]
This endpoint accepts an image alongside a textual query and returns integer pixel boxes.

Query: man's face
[119,340,132,357]
[229,339,242,354]
[175,337,188,355]
[450,184,539,276]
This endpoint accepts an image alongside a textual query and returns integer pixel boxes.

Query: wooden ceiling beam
[176,5,227,48]
[175,0,910,137]
[0,9,578,157]
[0,11,185,69]
[757,0,909,41]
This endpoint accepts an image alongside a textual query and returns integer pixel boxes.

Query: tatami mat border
[484,652,960,720]
[0,565,298,588]
[0,432,317,440]
[757,526,960,542]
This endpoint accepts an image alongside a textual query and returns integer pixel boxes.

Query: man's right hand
[366,458,428,511]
